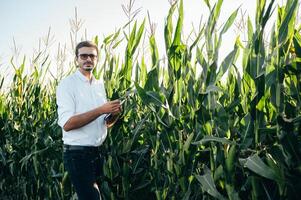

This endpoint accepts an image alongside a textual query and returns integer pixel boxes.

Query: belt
[63,144,99,152]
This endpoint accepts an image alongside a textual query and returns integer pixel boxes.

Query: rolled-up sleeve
[56,81,75,128]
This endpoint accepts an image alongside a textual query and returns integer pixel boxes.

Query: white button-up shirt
[56,70,107,146]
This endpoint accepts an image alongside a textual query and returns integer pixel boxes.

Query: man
[56,41,121,200]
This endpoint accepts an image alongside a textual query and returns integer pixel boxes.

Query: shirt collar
[75,69,96,83]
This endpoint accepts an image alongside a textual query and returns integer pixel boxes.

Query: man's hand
[111,107,122,116]
[101,100,122,114]
[104,100,123,128]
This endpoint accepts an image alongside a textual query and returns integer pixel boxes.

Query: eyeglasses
[78,54,97,60]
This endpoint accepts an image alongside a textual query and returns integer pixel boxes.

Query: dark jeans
[63,146,103,200]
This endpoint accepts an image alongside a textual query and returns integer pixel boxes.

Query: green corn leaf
[203,84,223,94]
[144,67,159,91]
[140,57,147,86]
[240,114,254,149]
[61,171,68,186]
[216,45,238,81]
[0,77,4,90]
[112,28,121,42]
[182,187,191,200]
[135,82,149,101]
[244,154,278,181]
[255,0,266,26]
[146,91,166,108]
[164,3,176,50]
[189,25,205,54]
[131,19,145,54]
[265,69,276,88]
[196,46,208,69]
[112,39,123,49]
[103,33,114,44]
[123,30,129,41]
[221,8,239,35]
[203,0,211,9]
[192,135,234,145]
[293,31,301,57]
[278,0,298,44]
[172,0,183,46]
[93,35,99,46]
[123,114,148,154]
[128,21,137,50]
[266,153,285,185]
[183,133,194,153]
[214,0,223,23]
[226,144,237,175]
[206,0,222,42]
[247,17,253,41]
[261,0,275,29]
[196,168,226,200]
[214,8,239,59]
[149,35,159,67]
[187,75,196,109]
[135,83,165,107]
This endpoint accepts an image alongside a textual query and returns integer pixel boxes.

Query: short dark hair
[75,41,99,57]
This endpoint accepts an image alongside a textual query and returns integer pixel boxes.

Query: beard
[83,65,93,71]
[82,63,94,71]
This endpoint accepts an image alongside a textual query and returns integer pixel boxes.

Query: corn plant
[0,0,300,199]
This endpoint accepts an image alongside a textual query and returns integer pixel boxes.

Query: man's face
[76,47,98,72]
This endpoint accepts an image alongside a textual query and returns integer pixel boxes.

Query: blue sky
[0,0,128,58]
[1,0,288,77]
[0,0,246,54]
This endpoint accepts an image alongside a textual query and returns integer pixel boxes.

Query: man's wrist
[97,106,105,116]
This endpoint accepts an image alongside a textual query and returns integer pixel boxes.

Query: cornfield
[1,0,301,199]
